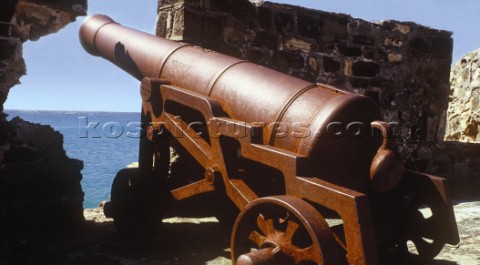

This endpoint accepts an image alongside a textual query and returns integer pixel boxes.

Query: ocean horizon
[5,109,142,209]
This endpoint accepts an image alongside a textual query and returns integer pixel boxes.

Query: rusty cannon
[80,14,459,265]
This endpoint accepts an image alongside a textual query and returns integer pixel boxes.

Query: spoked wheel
[395,209,445,259]
[231,196,342,265]
[388,172,455,260]
[391,194,446,259]
[108,167,152,245]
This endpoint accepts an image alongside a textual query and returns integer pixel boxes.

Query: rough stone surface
[0,117,85,239]
[0,0,86,109]
[446,48,480,143]
[424,142,480,185]
[11,0,85,42]
[156,0,458,180]
[0,0,87,250]
[0,36,25,108]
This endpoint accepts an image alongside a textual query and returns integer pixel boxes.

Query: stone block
[171,7,187,40]
[387,53,403,62]
[352,60,379,77]
[362,48,382,60]
[159,0,183,6]
[322,56,340,73]
[156,11,170,37]
[297,12,322,39]
[395,23,411,34]
[336,43,362,57]
[257,6,272,30]
[353,35,375,46]
[254,31,277,50]
[343,58,353,77]
[223,24,246,47]
[322,15,348,40]
[245,48,267,64]
[408,37,429,58]
[274,12,294,33]
[210,0,254,14]
[431,37,453,59]
[202,12,224,43]
[291,70,315,82]
[348,77,371,89]
[308,56,318,71]
[283,38,311,52]
[384,37,403,47]
[274,51,304,69]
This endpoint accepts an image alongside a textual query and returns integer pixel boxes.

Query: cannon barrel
[80,14,402,192]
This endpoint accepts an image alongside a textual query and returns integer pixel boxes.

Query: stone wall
[156,0,473,180]
[446,49,480,143]
[442,49,480,186]
[0,0,87,247]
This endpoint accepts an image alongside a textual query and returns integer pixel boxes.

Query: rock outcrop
[446,48,480,143]
[1,0,86,108]
[11,0,86,42]
[0,0,87,252]
[0,118,84,236]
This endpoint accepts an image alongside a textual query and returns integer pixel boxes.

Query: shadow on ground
[2,183,478,265]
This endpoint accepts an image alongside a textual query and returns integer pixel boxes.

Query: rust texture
[80,15,459,265]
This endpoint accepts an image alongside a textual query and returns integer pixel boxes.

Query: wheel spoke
[293,245,319,263]
[284,220,300,242]
[257,215,268,235]
[411,234,440,259]
[265,218,275,236]
[257,214,275,236]
[417,217,437,238]
[412,236,429,256]
[232,196,339,265]
[248,230,266,247]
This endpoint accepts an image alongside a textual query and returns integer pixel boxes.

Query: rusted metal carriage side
[80,15,459,265]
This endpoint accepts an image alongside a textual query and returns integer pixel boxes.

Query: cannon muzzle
[80,14,183,80]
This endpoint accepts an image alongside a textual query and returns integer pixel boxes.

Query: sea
[5,110,141,209]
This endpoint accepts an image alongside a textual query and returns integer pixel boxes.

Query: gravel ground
[73,198,480,265]
[433,200,480,265]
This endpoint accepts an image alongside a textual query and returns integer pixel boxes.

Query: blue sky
[4,0,480,112]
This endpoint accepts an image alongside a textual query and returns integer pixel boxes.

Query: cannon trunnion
[81,15,459,265]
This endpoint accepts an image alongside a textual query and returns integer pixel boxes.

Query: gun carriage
[80,15,459,265]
